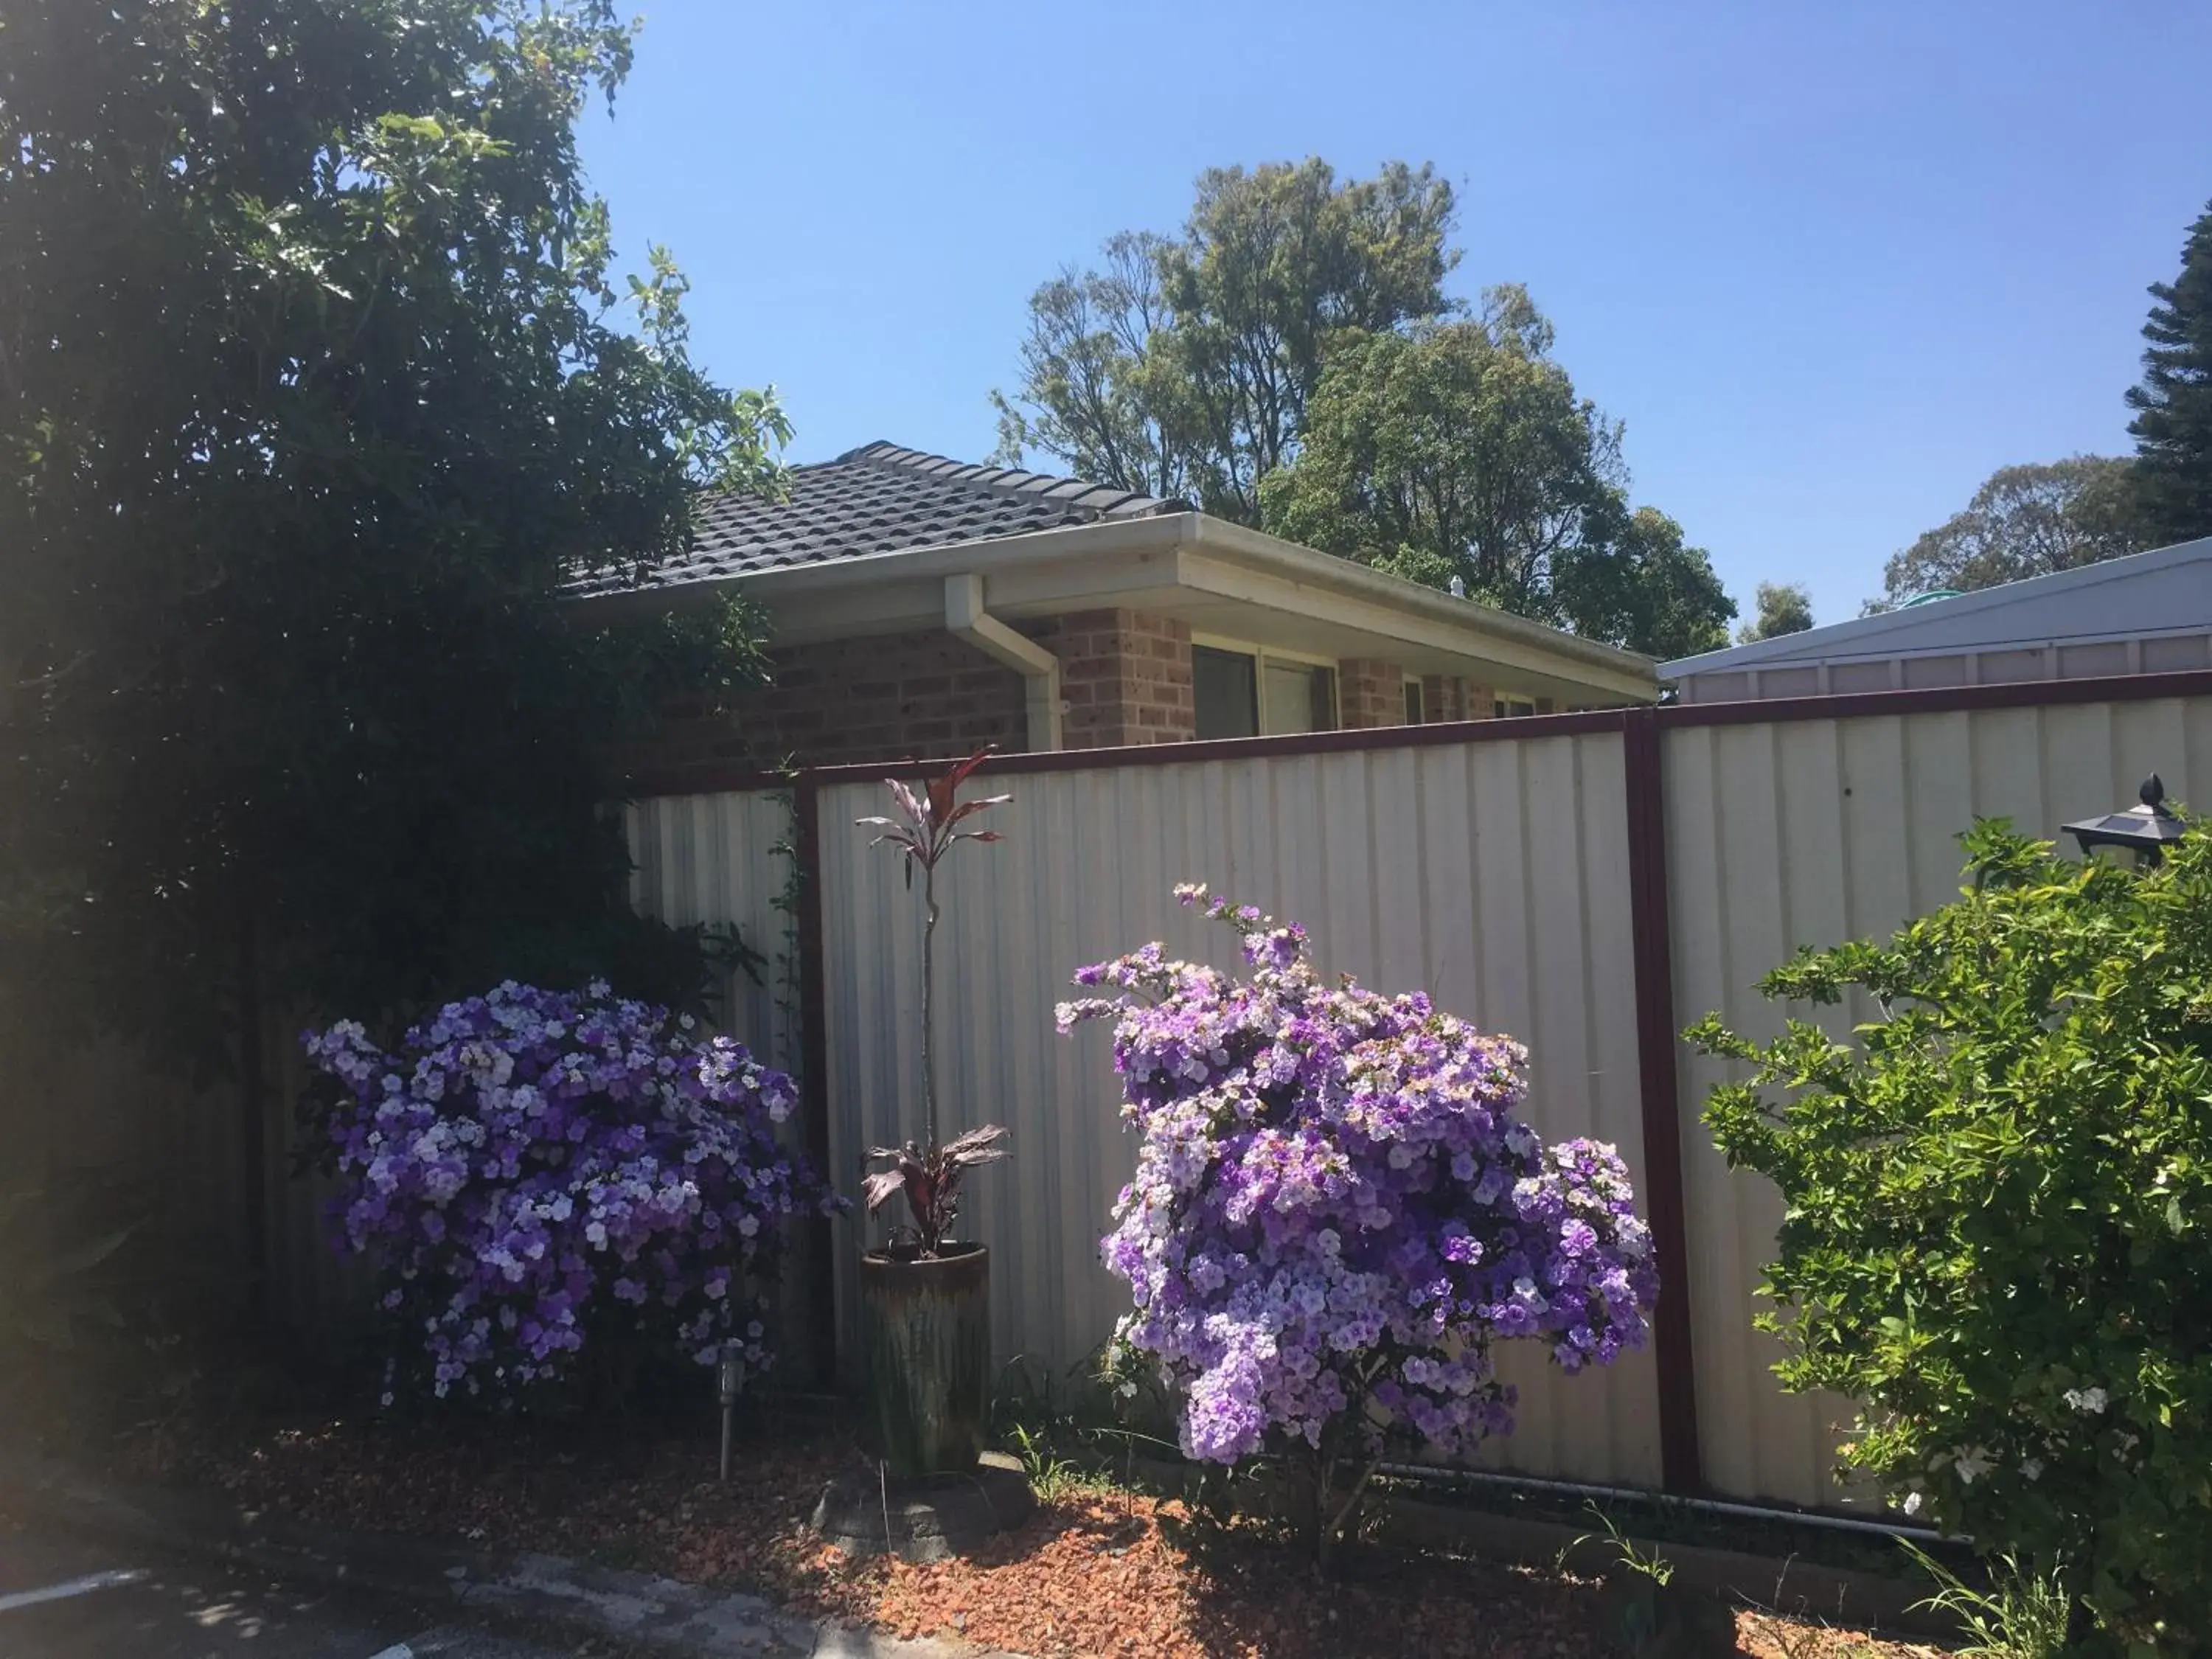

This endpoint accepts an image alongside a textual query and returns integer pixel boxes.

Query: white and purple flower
[1062,887,1659,1468]
[305,983,841,1403]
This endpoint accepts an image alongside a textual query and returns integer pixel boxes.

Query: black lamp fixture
[2063,774,2188,866]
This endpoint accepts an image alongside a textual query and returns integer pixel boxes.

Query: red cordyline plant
[856,747,1010,1256]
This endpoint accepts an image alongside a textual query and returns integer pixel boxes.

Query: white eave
[583,510,1660,705]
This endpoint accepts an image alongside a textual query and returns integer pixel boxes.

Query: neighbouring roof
[572,441,1182,594]
[1662,535,2212,679]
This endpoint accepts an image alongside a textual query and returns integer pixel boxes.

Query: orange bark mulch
[133,1416,1948,1659]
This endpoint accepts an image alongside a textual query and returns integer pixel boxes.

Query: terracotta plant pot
[858,1242,990,1478]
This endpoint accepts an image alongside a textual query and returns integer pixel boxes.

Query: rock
[807,1451,1036,1563]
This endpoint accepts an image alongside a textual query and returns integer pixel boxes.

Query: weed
[1899,1543,2074,1659]
[1008,1422,1090,1506]
[1568,1502,1677,1587]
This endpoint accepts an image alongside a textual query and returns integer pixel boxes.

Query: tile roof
[572,441,1183,594]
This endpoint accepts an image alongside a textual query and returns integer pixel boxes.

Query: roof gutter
[585,509,1658,694]
[944,573,1062,751]
[1180,515,1657,684]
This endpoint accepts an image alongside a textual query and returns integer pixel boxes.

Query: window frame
[1190,631,1341,736]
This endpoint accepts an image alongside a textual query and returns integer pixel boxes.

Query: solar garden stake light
[717,1346,747,1482]
[2064,773,2188,867]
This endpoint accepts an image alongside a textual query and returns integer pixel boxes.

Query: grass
[1007,1422,1099,1506]
[1899,1543,2076,1659]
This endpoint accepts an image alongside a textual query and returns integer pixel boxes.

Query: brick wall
[1338,658,1406,729]
[1419,675,1497,724]
[633,628,1029,780]
[627,609,1198,781]
[1037,610,1195,748]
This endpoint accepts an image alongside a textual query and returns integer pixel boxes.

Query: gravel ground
[124,1416,1951,1659]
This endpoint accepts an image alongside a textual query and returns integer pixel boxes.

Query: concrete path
[2,1453,1028,1659]
[0,1523,624,1658]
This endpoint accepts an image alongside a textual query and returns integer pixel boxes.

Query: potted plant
[855,746,1010,1476]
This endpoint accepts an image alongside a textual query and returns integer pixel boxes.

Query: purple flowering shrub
[1058,886,1658,1502]
[304,981,839,1403]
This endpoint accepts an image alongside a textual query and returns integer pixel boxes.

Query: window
[1262,660,1335,735]
[1403,679,1425,726]
[1193,646,1258,740]
[1495,696,1537,719]
[1192,640,1338,740]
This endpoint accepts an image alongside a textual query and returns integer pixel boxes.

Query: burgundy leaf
[941,1124,1010,1165]
[886,778,926,828]
[861,1168,908,1214]
[942,793,1012,829]
[926,748,998,824]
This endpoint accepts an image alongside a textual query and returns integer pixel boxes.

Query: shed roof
[1663,535,2212,680]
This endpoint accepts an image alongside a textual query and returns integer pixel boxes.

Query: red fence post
[791,771,840,1388]
[1622,706,1705,1494]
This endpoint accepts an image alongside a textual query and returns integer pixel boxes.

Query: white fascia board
[1174,549,1655,699]
[580,508,1660,699]
[1182,518,1660,698]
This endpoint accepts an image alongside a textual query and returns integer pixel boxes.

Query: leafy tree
[1869,457,2149,613]
[998,188,1732,656]
[1694,822,2212,1653]
[991,159,1458,524]
[1737,581,1814,644]
[0,0,786,1060]
[1257,293,1623,621]
[1554,507,1737,661]
[988,232,1195,504]
[1257,288,1734,655]
[2125,199,2212,546]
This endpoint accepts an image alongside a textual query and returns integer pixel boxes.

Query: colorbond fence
[1663,686,2212,1506]
[22,672,2205,1512]
[630,669,2212,1512]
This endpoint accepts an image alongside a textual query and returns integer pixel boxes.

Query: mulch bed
[123,1413,1949,1659]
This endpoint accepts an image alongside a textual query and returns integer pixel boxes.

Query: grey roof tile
[571,439,1185,595]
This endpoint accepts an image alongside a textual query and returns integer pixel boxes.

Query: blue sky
[578,1,2212,627]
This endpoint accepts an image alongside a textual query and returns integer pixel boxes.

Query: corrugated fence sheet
[32,678,2202,1502]
[814,732,1666,1489]
[625,787,829,1385]
[1665,693,2212,1509]
[2,998,370,1352]
[625,789,801,1069]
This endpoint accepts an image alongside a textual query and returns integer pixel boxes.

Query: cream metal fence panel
[623,684,2212,1503]
[626,789,801,1068]
[813,731,1665,1489]
[1664,692,2212,1508]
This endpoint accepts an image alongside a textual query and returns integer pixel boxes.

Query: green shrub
[1691,821,2212,1655]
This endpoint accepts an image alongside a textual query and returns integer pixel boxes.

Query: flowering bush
[305,981,839,1403]
[1058,886,1656,1558]
[1696,822,2212,1654]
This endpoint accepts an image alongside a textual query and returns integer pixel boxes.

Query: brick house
[581,442,1660,780]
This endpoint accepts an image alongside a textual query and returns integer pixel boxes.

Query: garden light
[2064,774,2187,866]
[717,1346,746,1482]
